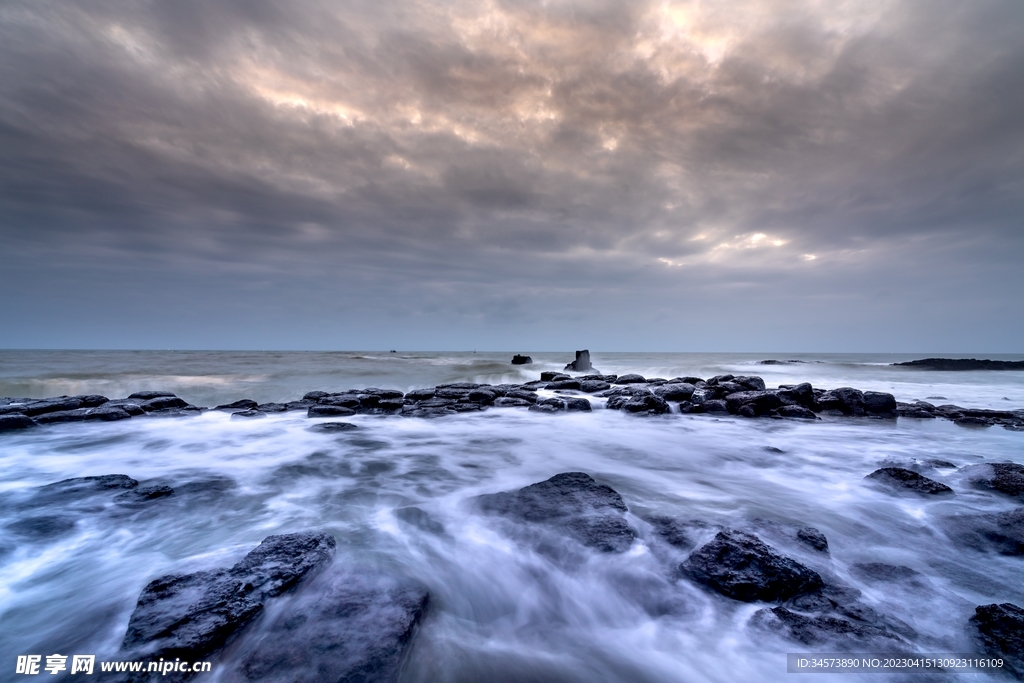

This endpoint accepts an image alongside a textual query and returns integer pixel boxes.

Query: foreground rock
[121,532,335,666]
[681,530,823,602]
[227,570,428,683]
[864,468,954,495]
[971,603,1024,677]
[477,472,636,552]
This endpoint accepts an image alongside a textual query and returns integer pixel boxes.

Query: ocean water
[1,351,1022,682]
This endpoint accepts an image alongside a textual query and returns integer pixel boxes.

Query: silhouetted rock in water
[971,603,1024,677]
[493,397,532,407]
[818,387,866,415]
[606,393,670,415]
[140,396,191,412]
[777,382,817,410]
[564,349,593,372]
[308,422,359,433]
[961,463,1024,500]
[511,354,533,365]
[6,515,78,539]
[477,472,636,552]
[121,532,335,668]
[32,475,139,505]
[850,563,921,583]
[404,387,436,401]
[128,391,177,400]
[862,391,897,416]
[308,405,355,418]
[216,399,258,410]
[0,414,37,431]
[540,372,570,382]
[256,403,288,413]
[579,380,610,393]
[231,410,266,419]
[646,517,718,550]
[614,374,647,384]
[895,358,1024,371]
[748,519,829,554]
[751,606,904,647]
[865,468,953,495]
[21,396,86,417]
[565,397,592,412]
[702,399,729,414]
[759,359,806,365]
[228,570,428,683]
[944,508,1024,555]
[680,530,824,602]
[116,486,175,503]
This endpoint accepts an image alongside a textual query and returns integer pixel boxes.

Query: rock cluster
[0,392,202,431]
[116,532,425,682]
[894,358,1024,371]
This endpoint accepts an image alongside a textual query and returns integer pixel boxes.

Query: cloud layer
[2,0,1022,350]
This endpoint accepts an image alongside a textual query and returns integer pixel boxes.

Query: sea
[1,350,1023,682]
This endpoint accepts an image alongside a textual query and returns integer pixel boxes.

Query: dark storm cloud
[1,0,1022,350]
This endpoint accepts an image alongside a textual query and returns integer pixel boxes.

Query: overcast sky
[1,0,1021,351]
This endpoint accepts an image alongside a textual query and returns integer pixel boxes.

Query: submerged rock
[308,422,359,433]
[228,570,428,683]
[865,467,953,495]
[231,409,266,419]
[680,530,824,602]
[751,606,904,647]
[0,414,37,432]
[121,532,336,664]
[971,603,1024,677]
[477,472,636,552]
[944,508,1024,555]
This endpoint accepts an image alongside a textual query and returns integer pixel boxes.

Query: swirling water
[1,351,1023,682]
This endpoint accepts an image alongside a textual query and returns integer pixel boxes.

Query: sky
[1,0,1022,352]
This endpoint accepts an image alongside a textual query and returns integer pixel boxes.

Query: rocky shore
[19,468,1024,680]
[3,372,1023,432]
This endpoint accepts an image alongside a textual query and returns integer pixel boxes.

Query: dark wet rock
[863,391,897,416]
[231,410,266,419]
[818,387,866,416]
[778,405,818,420]
[956,416,992,427]
[117,486,175,503]
[776,382,817,409]
[673,376,705,385]
[796,528,829,553]
[477,472,635,552]
[894,358,1024,371]
[141,396,190,411]
[376,398,406,412]
[283,400,315,411]
[971,603,1024,676]
[76,394,110,408]
[944,508,1024,555]
[493,397,532,408]
[35,475,139,503]
[395,507,445,535]
[308,421,359,433]
[511,354,533,365]
[725,391,784,416]
[403,388,436,401]
[751,606,904,646]
[579,380,610,393]
[6,515,78,538]
[35,408,95,424]
[308,405,356,418]
[89,404,134,421]
[256,403,289,413]
[527,402,561,414]
[850,563,920,583]
[564,397,592,412]
[865,468,953,495]
[540,372,570,382]
[129,391,177,400]
[702,399,729,414]
[546,379,581,390]
[607,393,670,415]
[0,414,38,431]
[122,532,336,663]
[732,376,767,392]
[23,397,83,417]
[764,446,785,453]
[302,391,329,401]
[759,360,806,365]
[466,388,497,403]
[749,519,830,554]
[653,383,696,401]
[564,349,593,372]
[961,463,1024,500]
[504,389,538,403]
[614,374,647,384]
[216,399,259,410]
[680,530,824,602]
[229,570,428,683]
[924,459,957,469]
